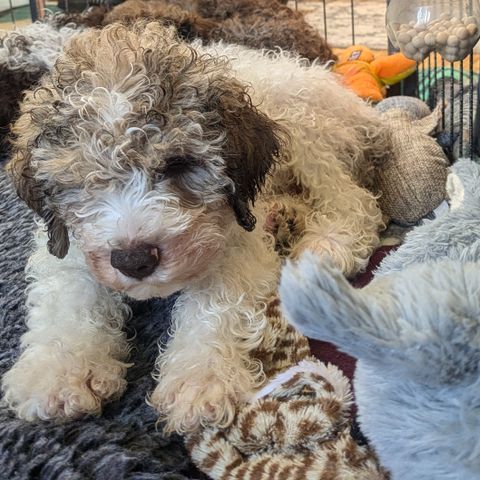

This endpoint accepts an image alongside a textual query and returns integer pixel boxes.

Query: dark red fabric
[309,245,397,381]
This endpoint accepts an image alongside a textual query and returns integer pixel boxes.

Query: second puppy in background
[57,0,337,63]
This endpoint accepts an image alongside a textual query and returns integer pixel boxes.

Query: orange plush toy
[334,45,417,102]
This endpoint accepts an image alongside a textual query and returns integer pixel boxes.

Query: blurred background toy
[334,45,417,102]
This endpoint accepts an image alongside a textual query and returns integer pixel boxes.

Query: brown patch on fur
[288,399,316,413]
[200,449,222,470]
[311,374,335,393]
[240,408,259,442]
[298,418,325,438]
[271,350,288,364]
[277,338,295,349]
[320,399,342,419]
[293,455,315,479]
[258,399,279,414]
[322,452,339,479]
[267,462,281,478]
[207,80,288,231]
[230,463,249,479]
[249,458,270,478]
[281,372,303,390]
[251,348,269,366]
[273,409,286,441]
[223,457,243,477]
[266,298,281,317]
[7,150,70,258]
[277,464,294,480]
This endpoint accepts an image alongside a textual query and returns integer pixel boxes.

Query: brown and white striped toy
[186,297,388,480]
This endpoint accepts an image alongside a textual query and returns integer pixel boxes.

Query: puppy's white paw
[150,373,237,434]
[2,346,127,421]
[291,236,363,277]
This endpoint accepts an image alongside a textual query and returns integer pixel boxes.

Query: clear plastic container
[386,0,480,62]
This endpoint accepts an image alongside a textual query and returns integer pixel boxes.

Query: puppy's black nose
[111,245,160,280]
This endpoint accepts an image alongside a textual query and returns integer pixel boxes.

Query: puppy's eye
[162,155,200,178]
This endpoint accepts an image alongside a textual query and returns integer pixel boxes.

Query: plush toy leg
[1,229,131,421]
[280,253,395,357]
[280,254,480,385]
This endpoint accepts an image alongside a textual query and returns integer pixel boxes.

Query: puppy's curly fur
[3,22,386,434]
[0,23,80,142]
[58,0,336,63]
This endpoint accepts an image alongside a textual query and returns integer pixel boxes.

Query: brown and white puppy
[2,22,386,434]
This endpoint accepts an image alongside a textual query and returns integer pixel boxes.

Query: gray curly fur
[0,162,206,480]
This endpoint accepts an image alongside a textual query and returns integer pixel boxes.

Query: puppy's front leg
[1,230,131,421]
[150,290,267,434]
[291,165,383,277]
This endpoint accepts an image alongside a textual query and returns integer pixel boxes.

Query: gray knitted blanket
[0,163,207,480]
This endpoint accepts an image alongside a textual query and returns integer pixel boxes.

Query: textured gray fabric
[0,163,207,480]
[374,108,449,226]
[375,96,432,120]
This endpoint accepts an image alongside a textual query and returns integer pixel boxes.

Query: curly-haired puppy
[58,0,336,63]
[0,22,81,142]
[2,22,385,434]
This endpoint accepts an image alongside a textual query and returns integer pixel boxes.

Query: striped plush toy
[185,296,387,480]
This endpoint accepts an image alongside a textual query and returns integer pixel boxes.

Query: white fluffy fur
[2,226,131,420]
[3,28,386,434]
[202,41,384,274]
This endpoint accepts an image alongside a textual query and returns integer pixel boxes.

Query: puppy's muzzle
[111,244,160,279]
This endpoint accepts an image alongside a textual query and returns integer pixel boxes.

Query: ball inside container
[387,1,480,63]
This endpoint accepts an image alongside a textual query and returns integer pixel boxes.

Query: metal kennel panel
[413,52,479,159]
[0,0,47,23]
[385,0,479,160]
[292,0,479,159]
[294,0,358,46]
[2,0,478,158]
[1,0,96,23]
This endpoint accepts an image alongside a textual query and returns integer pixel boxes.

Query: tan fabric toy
[185,297,387,480]
[375,97,449,226]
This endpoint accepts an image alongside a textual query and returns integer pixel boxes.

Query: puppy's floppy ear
[7,150,70,259]
[210,79,288,231]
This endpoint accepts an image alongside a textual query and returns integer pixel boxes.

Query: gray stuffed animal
[374,97,449,226]
[279,158,480,480]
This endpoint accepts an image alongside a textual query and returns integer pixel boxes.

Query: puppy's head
[9,22,286,299]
